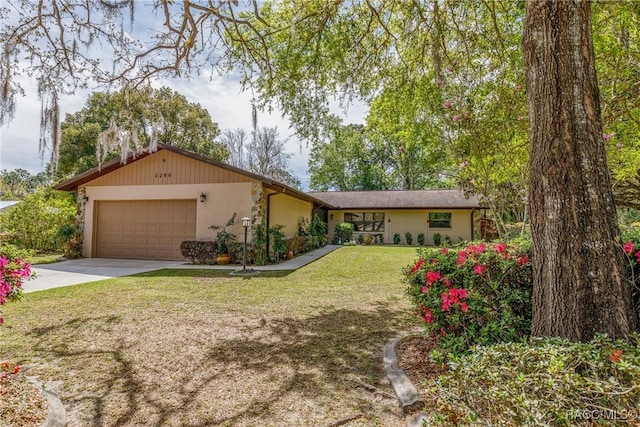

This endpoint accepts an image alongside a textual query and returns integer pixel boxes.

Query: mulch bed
[395,334,443,388]
[394,333,445,413]
[0,370,48,427]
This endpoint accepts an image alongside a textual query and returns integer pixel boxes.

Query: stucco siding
[268,192,313,238]
[82,182,255,257]
[326,209,474,245]
[426,210,473,245]
[387,211,429,245]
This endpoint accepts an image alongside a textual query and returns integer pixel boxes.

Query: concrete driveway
[24,258,183,293]
[23,245,341,293]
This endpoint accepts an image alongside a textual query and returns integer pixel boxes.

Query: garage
[94,200,196,260]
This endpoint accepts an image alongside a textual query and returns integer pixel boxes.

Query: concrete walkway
[25,245,341,293]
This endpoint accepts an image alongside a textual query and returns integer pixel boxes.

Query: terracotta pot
[216,254,231,265]
[286,250,294,260]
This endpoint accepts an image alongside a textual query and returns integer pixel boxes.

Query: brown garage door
[95,200,197,260]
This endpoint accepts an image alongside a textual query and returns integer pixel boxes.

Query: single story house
[55,144,483,260]
[55,144,331,260]
[309,190,482,246]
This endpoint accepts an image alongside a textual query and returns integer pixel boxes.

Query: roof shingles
[308,190,481,210]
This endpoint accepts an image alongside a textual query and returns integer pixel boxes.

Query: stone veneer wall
[250,182,265,226]
[76,187,87,244]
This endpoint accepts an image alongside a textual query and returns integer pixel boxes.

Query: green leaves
[0,189,75,252]
[56,86,227,180]
[434,335,640,425]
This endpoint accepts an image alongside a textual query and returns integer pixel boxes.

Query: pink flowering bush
[407,230,640,355]
[405,241,533,354]
[622,228,640,314]
[0,246,34,325]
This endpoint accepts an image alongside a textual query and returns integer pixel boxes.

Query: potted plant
[209,213,237,265]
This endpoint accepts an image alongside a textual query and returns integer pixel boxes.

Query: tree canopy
[0,169,50,200]
[2,2,637,203]
[1,0,639,339]
[55,86,227,179]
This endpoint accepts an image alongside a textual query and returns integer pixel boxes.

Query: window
[429,212,452,228]
[344,212,385,232]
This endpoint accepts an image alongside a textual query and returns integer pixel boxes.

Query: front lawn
[1,246,419,426]
[27,252,64,265]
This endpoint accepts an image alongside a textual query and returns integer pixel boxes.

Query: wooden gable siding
[85,149,253,187]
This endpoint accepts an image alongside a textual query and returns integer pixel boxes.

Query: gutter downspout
[471,209,475,241]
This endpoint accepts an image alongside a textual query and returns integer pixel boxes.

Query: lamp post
[241,217,250,272]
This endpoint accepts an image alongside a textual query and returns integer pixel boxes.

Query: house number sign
[154,172,172,178]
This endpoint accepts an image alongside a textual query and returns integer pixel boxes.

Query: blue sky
[0,2,367,190]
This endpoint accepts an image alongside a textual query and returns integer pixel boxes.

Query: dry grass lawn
[1,246,421,426]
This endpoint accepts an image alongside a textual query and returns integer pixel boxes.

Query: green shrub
[55,224,82,259]
[431,335,640,426]
[405,232,413,246]
[308,235,320,250]
[417,233,425,246]
[287,236,304,254]
[443,235,452,246]
[252,223,268,265]
[269,224,288,262]
[291,214,327,254]
[209,213,237,254]
[622,226,640,243]
[393,233,401,245]
[433,232,442,246]
[309,213,327,245]
[0,189,75,252]
[405,241,533,355]
[229,241,254,265]
[297,217,310,236]
[0,244,34,261]
[619,208,640,225]
[357,233,364,244]
[333,222,354,244]
[180,241,217,264]
[63,234,83,259]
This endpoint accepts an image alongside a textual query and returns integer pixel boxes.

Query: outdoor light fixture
[199,192,207,203]
[241,217,251,271]
[330,214,334,221]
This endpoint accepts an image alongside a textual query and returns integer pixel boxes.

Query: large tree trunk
[523,0,638,340]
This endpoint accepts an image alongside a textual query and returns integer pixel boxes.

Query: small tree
[269,225,288,262]
[309,213,327,246]
[251,223,268,265]
[333,222,354,244]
